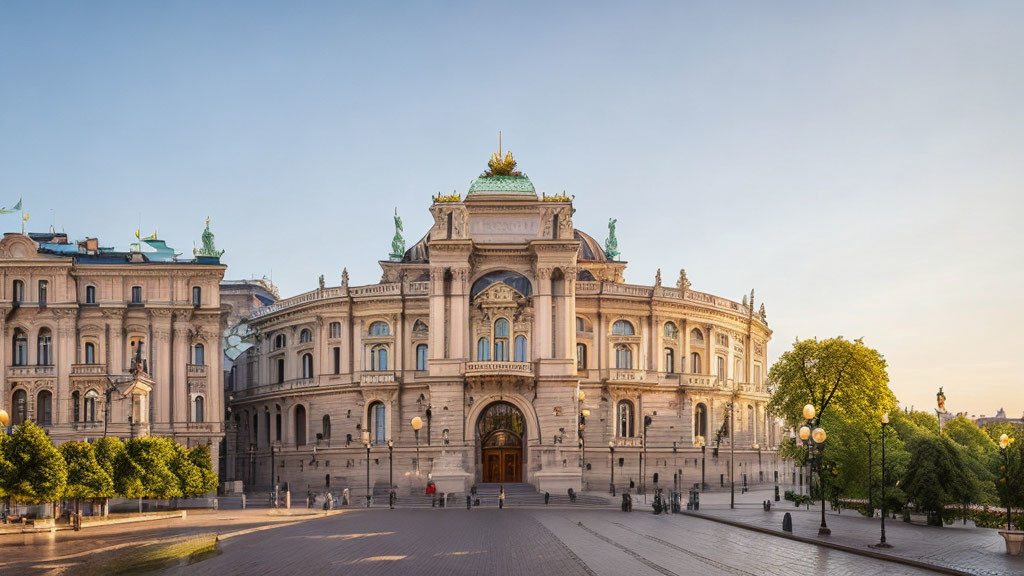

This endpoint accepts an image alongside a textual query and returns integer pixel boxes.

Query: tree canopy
[2,421,67,504]
[93,437,125,483]
[115,437,182,500]
[768,337,894,428]
[61,441,115,501]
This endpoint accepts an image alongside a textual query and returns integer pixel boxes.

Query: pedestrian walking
[499,485,505,509]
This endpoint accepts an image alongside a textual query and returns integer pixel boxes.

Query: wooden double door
[482,448,522,483]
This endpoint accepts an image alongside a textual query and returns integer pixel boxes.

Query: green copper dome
[467,175,536,195]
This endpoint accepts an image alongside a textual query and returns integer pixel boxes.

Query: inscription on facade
[468,216,540,243]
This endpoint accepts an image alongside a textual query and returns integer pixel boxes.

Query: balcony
[233,378,318,399]
[601,368,653,385]
[8,365,55,378]
[679,373,717,388]
[464,362,534,385]
[360,372,398,386]
[71,364,107,377]
[187,364,208,378]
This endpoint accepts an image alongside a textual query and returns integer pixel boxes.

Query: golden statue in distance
[486,150,520,176]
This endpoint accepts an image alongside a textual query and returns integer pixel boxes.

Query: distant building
[974,408,1024,428]
[0,226,227,462]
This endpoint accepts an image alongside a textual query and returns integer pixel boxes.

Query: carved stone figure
[677,269,691,291]
[937,387,947,412]
[389,209,405,260]
[193,217,224,258]
[655,268,662,286]
[341,268,349,290]
[318,275,325,290]
[759,303,766,320]
[604,218,620,260]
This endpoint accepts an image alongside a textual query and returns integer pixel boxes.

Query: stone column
[55,311,74,425]
[561,270,576,361]
[705,325,714,378]
[450,268,469,360]
[681,319,690,374]
[428,268,445,361]
[534,267,552,360]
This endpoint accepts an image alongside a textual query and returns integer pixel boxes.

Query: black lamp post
[1000,433,1016,531]
[798,403,829,536]
[411,416,423,476]
[642,415,652,498]
[609,442,616,496]
[874,412,892,548]
[362,430,371,508]
[701,444,706,490]
[726,400,735,509]
[388,439,394,508]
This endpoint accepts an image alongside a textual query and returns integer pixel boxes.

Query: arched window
[85,390,98,423]
[194,396,205,423]
[301,353,314,378]
[493,318,510,361]
[369,402,386,445]
[617,400,635,437]
[690,327,704,345]
[12,389,27,425]
[13,329,27,366]
[84,342,96,364]
[514,336,527,362]
[370,346,388,371]
[72,390,81,423]
[576,317,589,333]
[37,390,53,425]
[717,356,726,382]
[85,285,96,304]
[576,342,587,370]
[690,352,701,373]
[274,334,286,349]
[368,321,390,336]
[664,348,675,373]
[477,338,491,361]
[294,404,307,446]
[322,415,332,441]
[664,322,679,339]
[193,343,205,365]
[299,328,312,343]
[612,320,635,336]
[329,322,342,338]
[192,286,202,306]
[615,344,632,369]
[12,280,24,304]
[416,344,428,370]
[37,328,52,365]
[694,403,708,440]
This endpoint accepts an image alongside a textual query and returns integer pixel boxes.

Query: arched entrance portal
[477,402,525,483]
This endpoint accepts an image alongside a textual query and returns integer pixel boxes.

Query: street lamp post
[799,403,830,536]
[411,416,423,476]
[387,439,394,508]
[701,444,706,490]
[1000,433,1016,531]
[874,412,892,548]
[609,442,616,496]
[642,415,652,499]
[362,430,371,508]
[726,401,735,509]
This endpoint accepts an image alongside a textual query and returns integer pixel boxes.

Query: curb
[680,510,974,576]
[0,510,186,535]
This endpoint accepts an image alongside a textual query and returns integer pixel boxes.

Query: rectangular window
[329,322,342,339]
[131,286,142,304]
[38,281,48,307]
[192,286,202,306]
[85,286,96,304]
[717,356,726,382]
[754,364,762,385]
[333,347,340,374]
[276,358,285,384]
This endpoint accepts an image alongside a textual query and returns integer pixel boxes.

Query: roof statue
[389,209,405,261]
[677,269,691,291]
[194,217,224,258]
[341,267,349,290]
[604,218,620,260]
[742,294,748,308]
[318,274,325,290]
[654,268,662,287]
[937,387,947,413]
[483,131,522,177]
[759,302,766,321]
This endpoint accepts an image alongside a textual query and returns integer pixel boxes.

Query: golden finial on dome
[484,130,522,176]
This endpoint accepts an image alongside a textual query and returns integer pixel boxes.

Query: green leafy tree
[188,445,219,496]
[61,441,115,513]
[768,337,895,506]
[991,424,1024,528]
[902,434,976,526]
[115,437,182,500]
[0,432,12,499]
[943,416,998,507]
[93,437,125,484]
[2,421,67,506]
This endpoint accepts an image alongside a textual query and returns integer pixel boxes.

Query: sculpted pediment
[0,234,40,259]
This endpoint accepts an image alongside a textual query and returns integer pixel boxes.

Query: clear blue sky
[2,1,1021,417]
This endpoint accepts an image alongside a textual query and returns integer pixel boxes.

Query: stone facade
[227,158,783,497]
[0,232,226,460]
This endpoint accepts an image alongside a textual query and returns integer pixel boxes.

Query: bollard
[544,492,550,505]
[783,512,793,533]
[467,495,472,510]
[774,485,780,502]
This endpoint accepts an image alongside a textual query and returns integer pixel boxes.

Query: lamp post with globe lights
[799,403,830,535]
[873,412,892,548]
[1000,433,1016,531]
[362,430,371,507]
[411,416,423,477]
[609,441,616,496]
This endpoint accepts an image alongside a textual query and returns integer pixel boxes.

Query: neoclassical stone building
[227,152,781,496]
[0,229,226,460]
